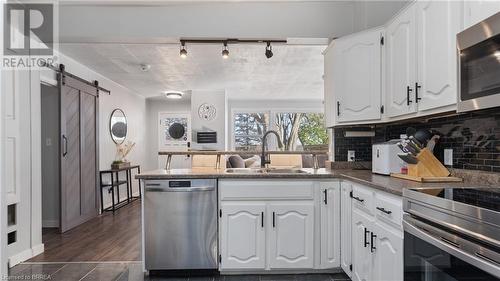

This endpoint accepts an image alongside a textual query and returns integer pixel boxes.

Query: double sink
[225,168,309,174]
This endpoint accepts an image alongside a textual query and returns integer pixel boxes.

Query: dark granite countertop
[136,168,491,196]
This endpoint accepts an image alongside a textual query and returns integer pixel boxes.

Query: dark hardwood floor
[29,199,141,262]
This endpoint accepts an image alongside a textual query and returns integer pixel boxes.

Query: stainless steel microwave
[457,12,500,112]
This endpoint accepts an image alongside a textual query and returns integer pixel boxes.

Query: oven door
[403,215,500,281]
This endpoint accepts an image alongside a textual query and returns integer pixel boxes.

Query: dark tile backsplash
[333,107,500,173]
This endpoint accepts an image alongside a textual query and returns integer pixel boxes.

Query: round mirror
[110,109,127,144]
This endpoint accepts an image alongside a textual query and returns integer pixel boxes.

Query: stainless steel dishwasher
[144,179,217,272]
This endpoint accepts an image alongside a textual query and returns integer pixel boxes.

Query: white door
[335,29,382,123]
[352,210,373,281]
[464,0,500,29]
[372,223,404,281]
[269,202,314,269]
[219,203,266,270]
[340,182,352,277]
[416,0,461,111]
[320,184,340,269]
[386,4,418,118]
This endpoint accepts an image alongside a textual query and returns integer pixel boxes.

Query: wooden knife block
[391,148,462,182]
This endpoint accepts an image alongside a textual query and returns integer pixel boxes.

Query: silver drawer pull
[440,236,460,248]
[476,252,500,266]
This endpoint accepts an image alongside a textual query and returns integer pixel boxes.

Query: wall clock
[198,103,217,121]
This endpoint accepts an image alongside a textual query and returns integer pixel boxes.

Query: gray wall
[191,90,227,151]
[41,84,60,228]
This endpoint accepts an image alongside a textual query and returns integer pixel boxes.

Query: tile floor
[9,262,350,281]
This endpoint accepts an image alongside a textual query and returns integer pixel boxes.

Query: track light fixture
[265,42,273,59]
[178,39,286,59]
[221,42,229,59]
[179,41,187,59]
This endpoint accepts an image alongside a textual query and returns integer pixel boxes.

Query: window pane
[274,112,328,151]
[234,112,269,151]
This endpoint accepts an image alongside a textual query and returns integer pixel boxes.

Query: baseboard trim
[42,220,59,228]
[8,243,45,268]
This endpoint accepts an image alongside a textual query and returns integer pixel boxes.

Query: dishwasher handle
[145,185,215,192]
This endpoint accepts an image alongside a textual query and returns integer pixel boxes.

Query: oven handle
[403,215,500,278]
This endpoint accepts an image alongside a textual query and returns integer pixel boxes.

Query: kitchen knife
[397,142,409,153]
[403,141,419,156]
[406,140,421,154]
[398,153,419,165]
[427,135,440,152]
[409,136,424,149]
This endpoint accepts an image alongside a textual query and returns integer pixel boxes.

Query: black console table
[99,165,141,213]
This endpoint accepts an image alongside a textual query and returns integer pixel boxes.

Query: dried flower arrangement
[112,141,135,169]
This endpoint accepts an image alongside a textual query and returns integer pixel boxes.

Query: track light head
[222,42,229,59]
[265,42,273,59]
[180,41,187,59]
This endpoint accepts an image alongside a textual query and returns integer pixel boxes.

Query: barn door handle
[62,135,68,157]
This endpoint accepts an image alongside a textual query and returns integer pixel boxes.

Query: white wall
[145,97,191,170]
[191,90,227,151]
[0,2,6,274]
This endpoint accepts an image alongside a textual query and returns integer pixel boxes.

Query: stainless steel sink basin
[225,168,266,174]
[266,168,309,174]
[224,168,309,174]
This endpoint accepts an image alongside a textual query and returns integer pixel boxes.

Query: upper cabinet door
[386,5,418,118]
[416,0,461,111]
[269,203,314,269]
[464,0,500,29]
[335,29,382,123]
[219,203,266,270]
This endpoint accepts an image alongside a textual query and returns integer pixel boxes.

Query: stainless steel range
[403,187,500,280]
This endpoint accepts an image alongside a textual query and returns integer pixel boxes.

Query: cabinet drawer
[351,184,374,215]
[374,191,402,228]
[219,180,315,200]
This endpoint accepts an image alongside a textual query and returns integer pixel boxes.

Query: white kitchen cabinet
[386,4,417,118]
[351,209,373,281]
[269,203,315,269]
[320,183,340,269]
[416,0,461,111]
[340,182,352,277]
[464,0,500,29]
[372,223,404,281]
[219,203,266,270]
[348,181,403,281]
[333,28,383,123]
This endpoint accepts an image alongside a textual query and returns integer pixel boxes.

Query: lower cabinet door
[352,210,373,281]
[269,202,315,269]
[219,203,266,269]
[340,183,352,277]
[372,223,403,281]
[320,185,340,269]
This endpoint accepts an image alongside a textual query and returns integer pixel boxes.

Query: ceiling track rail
[44,63,111,95]
[180,38,287,45]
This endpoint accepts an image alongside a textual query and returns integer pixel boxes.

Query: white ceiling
[60,43,326,100]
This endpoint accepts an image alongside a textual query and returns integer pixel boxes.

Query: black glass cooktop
[411,187,500,213]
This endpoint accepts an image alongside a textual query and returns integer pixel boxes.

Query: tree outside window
[275,113,328,151]
[233,112,269,151]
